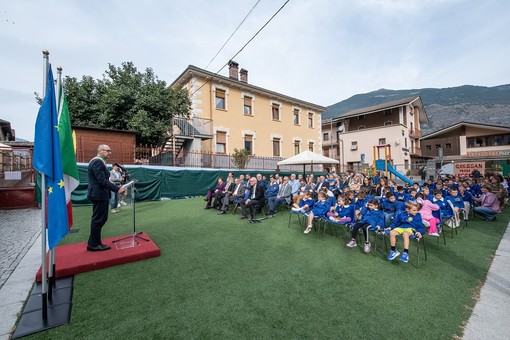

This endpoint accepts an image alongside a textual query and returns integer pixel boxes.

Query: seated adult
[264,175,279,199]
[218,178,246,214]
[473,185,502,221]
[240,177,265,223]
[266,176,292,217]
[205,177,226,209]
[292,178,312,205]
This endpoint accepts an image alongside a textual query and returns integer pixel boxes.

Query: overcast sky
[1,0,509,141]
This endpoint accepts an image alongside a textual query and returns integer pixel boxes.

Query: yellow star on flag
[48,186,53,194]
[58,179,65,189]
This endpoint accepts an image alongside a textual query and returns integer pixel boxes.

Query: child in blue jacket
[291,191,314,213]
[346,198,384,253]
[386,201,424,263]
[446,187,465,227]
[328,195,355,223]
[304,191,331,234]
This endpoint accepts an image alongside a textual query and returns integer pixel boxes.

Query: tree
[53,62,190,145]
[232,148,251,169]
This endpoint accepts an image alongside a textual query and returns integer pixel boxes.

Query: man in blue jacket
[87,145,125,251]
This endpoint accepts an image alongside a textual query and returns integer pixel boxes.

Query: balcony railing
[409,129,422,138]
[173,117,213,138]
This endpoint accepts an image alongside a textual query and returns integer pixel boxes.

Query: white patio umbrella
[277,150,339,174]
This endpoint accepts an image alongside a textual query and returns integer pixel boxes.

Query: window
[215,89,226,110]
[244,135,253,155]
[410,122,414,133]
[308,112,314,128]
[358,125,365,130]
[272,103,280,121]
[323,133,329,141]
[379,138,386,145]
[216,131,226,154]
[445,143,452,149]
[308,142,314,152]
[293,109,300,125]
[243,96,252,115]
[435,144,441,149]
[351,141,358,150]
[294,141,300,155]
[272,138,281,157]
[426,145,432,151]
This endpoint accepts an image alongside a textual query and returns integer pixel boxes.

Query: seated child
[304,191,331,234]
[346,198,384,253]
[386,201,424,263]
[381,191,404,228]
[416,193,440,236]
[432,189,454,227]
[446,187,465,227]
[291,190,314,213]
[328,195,355,223]
[394,186,410,202]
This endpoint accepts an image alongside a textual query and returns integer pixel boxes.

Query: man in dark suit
[240,176,265,223]
[218,177,245,214]
[87,144,125,251]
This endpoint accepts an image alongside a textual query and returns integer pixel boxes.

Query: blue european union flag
[33,66,69,250]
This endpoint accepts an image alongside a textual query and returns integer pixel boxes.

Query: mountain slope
[323,84,510,133]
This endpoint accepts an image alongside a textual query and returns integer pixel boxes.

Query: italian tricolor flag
[57,78,79,228]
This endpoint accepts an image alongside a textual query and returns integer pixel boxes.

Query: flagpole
[40,49,49,320]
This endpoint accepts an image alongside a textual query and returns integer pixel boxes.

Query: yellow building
[171,61,326,159]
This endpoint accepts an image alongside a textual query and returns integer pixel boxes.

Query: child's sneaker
[428,232,439,237]
[329,216,337,221]
[387,250,400,261]
[346,240,357,248]
[291,207,300,212]
[363,242,371,253]
[400,252,409,263]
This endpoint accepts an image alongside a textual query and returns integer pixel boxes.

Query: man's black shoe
[87,244,111,251]
[218,211,226,215]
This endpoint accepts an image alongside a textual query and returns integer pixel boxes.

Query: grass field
[26,198,509,339]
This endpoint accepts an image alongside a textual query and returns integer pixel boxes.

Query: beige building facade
[322,97,428,174]
[171,62,326,159]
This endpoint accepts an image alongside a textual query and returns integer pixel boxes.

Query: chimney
[240,68,248,83]
[228,60,239,80]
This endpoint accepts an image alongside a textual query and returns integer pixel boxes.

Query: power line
[204,0,262,71]
[189,0,291,97]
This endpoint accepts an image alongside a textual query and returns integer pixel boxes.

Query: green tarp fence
[36,164,304,206]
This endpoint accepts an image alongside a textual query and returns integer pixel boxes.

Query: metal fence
[134,146,324,172]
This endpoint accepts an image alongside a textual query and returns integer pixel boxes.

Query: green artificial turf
[26,198,509,339]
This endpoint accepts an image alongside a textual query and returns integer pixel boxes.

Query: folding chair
[288,209,307,230]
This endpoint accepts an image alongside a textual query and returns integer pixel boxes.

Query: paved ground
[0,208,509,339]
[0,208,41,340]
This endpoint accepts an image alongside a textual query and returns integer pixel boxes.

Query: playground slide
[375,159,413,185]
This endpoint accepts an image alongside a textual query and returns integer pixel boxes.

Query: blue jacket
[432,197,453,218]
[299,198,315,209]
[311,200,331,218]
[381,199,404,214]
[446,194,464,210]
[359,209,384,229]
[390,211,424,235]
[395,192,410,202]
[336,204,355,220]
[460,191,474,205]
[265,183,279,199]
